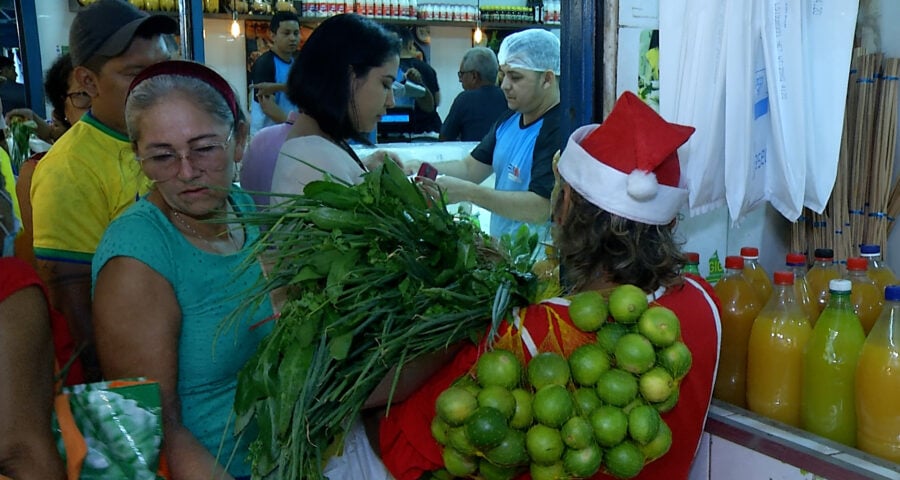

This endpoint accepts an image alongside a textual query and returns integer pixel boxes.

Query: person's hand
[251,82,284,97]
[5,108,36,125]
[364,149,403,171]
[433,175,475,205]
[404,67,424,86]
[403,159,423,176]
[258,94,281,119]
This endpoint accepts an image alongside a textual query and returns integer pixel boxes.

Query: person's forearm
[165,423,235,480]
[0,438,66,480]
[36,261,101,381]
[434,160,482,183]
[463,187,551,225]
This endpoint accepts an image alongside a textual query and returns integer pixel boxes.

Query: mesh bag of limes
[431,285,692,479]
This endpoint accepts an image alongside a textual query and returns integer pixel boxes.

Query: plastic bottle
[845,257,884,335]
[741,246,773,305]
[806,248,840,317]
[713,255,763,408]
[801,279,866,446]
[857,285,900,462]
[747,271,812,427]
[683,252,701,276]
[860,244,898,292]
[785,253,816,325]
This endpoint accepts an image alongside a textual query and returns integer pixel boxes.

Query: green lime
[573,387,603,416]
[563,442,603,478]
[465,407,509,449]
[561,416,594,449]
[595,368,639,407]
[569,343,612,387]
[569,290,609,332]
[533,384,575,428]
[608,284,648,323]
[483,429,529,467]
[435,386,478,426]
[447,426,476,455]
[509,388,534,429]
[478,385,517,420]
[640,420,673,461]
[442,447,478,477]
[589,405,628,448]
[639,367,675,403]
[530,462,566,480]
[431,416,450,445]
[627,404,661,445]
[614,333,656,374]
[525,424,565,465]
[653,385,680,413]
[528,352,572,389]
[637,306,681,347]
[478,458,520,480]
[604,441,646,479]
[657,341,692,380]
[597,322,630,353]
[477,349,523,389]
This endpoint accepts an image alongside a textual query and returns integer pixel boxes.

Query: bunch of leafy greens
[231,160,537,479]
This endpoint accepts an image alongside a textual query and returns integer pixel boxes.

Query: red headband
[127,60,239,121]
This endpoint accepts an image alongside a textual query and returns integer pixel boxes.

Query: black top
[390,57,442,134]
[441,85,509,142]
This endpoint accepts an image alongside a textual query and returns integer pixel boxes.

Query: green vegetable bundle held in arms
[229,160,537,479]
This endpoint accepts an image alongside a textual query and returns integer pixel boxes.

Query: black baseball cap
[69,0,178,67]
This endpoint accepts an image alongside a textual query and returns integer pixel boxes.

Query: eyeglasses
[66,91,91,109]
[457,70,474,79]
[136,131,233,182]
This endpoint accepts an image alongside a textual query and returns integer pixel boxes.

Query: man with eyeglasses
[440,46,509,142]
[29,0,177,382]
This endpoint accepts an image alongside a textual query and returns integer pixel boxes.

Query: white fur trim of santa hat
[558,124,688,225]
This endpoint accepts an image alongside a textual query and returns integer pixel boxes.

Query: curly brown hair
[552,184,687,293]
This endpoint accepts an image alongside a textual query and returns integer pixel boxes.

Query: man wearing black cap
[30,0,177,382]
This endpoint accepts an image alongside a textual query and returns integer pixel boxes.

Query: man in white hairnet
[406,29,561,239]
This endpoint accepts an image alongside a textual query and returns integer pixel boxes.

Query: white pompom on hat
[557,91,695,225]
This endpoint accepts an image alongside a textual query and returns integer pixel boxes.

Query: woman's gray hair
[462,47,500,84]
[125,74,242,141]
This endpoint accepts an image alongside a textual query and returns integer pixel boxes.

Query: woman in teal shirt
[92,61,272,479]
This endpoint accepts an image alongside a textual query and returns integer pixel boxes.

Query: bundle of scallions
[230,160,539,479]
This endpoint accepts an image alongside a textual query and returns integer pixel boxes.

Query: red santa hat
[557,91,695,225]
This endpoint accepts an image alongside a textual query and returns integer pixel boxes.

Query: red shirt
[380,274,721,480]
[0,257,84,385]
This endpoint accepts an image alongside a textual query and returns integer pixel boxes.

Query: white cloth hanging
[660,0,728,217]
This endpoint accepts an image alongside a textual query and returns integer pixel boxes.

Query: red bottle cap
[786,253,806,266]
[846,257,867,271]
[725,255,745,269]
[685,252,700,263]
[773,271,794,285]
[740,246,759,258]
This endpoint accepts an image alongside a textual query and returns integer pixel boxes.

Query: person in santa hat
[376,91,722,480]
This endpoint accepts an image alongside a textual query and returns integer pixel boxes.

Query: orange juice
[846,257,884,335]
[801,279,865,447]
[807,248,840,320]
[786,253,816,325]
[713,256,763,408]
[860,244,898,292]
[856,285,900,462]
[747,271,812,427]
[741,246,773,305]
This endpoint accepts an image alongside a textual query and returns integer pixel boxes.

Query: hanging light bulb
[230,1,241,38]
[473,24,483,44]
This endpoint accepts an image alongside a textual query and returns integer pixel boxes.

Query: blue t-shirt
[471,105,561,238]
[92,190,273,477]
[250,51,298,135]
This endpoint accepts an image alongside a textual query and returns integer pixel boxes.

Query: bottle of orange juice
[860,244,897,292]
[741,246,773,305]
[747,271,812,427]
[801,279,866,446]
[683,252,701,276]
[713,255,763,408]
[807,248,840,318]
[857,285,900,462]
[845,257,884,335]
[786,253,816,325]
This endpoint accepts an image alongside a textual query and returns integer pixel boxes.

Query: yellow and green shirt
[31,113,150,264]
